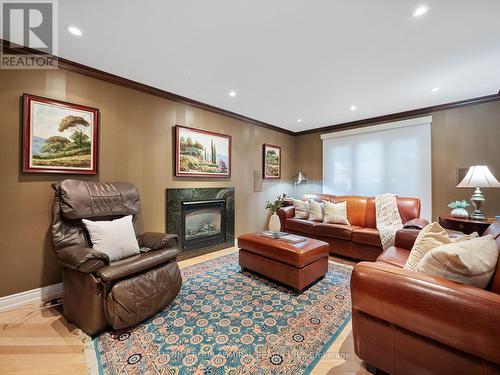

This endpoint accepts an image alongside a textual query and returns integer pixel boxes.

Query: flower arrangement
[448,200,469,209]
[265,196,284,213]
[448,200,469,218]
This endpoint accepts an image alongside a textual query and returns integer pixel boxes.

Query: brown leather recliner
[351,222,500,375]
[51,179,182,335]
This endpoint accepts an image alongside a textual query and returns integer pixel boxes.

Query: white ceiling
[54,1,500,132]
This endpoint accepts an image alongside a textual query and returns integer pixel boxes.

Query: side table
[438,215,493,236]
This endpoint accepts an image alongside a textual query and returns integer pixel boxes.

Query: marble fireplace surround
[166,187,235,259]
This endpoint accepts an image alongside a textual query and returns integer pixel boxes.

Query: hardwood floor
[0,247,370,374]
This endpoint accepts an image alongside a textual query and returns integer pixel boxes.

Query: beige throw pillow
[404,222,479,271]
[416,235,499,289]
[404,222,452,271]
[308,199,324,221]
[293,199,309,219]
[323,201,350,225]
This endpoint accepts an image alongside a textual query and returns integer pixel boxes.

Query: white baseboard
[0,283,63,313]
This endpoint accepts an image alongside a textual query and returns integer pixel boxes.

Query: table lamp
[456,165,500,220]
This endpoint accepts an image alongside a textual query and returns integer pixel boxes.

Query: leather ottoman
[238,233,330,293]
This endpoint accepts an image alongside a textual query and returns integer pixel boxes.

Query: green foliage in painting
[32,115,92,168]
[178,129,228,174]
[265,148,280,177]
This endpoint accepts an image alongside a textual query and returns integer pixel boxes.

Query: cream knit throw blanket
[375,193,403,250]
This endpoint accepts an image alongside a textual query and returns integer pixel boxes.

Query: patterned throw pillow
[323,201,350,225]
[416,235,499,289]
[308,199,324,221]
[293,199,309,219]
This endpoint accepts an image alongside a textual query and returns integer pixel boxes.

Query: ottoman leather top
[238,233,329,268]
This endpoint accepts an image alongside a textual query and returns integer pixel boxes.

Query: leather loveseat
[351,222,500,375]
[51,179,182,335]
[277,194,428,261]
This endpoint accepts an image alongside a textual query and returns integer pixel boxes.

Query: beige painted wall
[295,101,500,220]
[0,69,295,297]
[1,67,499,298]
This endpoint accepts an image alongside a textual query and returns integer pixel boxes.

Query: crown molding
[2,39,500,138]
[296,93,500,136]
[0,39,294,136]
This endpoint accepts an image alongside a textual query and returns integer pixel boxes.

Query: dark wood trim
[296,93,500,135]
[3,39,500,138]
[1,39,294,136]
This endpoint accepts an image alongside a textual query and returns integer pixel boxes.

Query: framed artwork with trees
[22,94,99,174]
[263,144,281,179]
[175,125,231,177]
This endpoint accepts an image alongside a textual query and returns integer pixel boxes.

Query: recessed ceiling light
[297,118,302,122]
[432,87,440,92]
[229,90,236,97]
[67,25,83,36]
[413,4,430,17]
[350,105,357,111]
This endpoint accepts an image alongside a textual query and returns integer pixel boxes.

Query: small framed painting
[263,144,281,179]
[175,125,231,177]
[22,94,99,174]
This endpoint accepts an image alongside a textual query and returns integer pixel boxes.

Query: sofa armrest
[351,262,500,365]
[139,232,178,251]
[277,206,295,231]
[403,218,429,230]
[57,245,110,273]
[394,228,420,250]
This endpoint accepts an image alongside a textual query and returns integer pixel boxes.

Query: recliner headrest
[53,179,141,220]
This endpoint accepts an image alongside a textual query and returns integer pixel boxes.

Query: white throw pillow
[323,201,350,225]
[82,215,140,262]
[308,199,324,221]
[293,199,309,219]
[416,235,499,289]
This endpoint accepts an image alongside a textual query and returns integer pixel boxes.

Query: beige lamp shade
[456,165,500,188]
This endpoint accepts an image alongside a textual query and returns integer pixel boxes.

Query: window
[322,116,432,220]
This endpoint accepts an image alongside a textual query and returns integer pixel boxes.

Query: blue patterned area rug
[92,253,352,374]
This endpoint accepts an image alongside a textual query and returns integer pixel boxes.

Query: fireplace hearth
[166,187,235,258]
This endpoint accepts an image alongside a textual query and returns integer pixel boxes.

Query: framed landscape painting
[22,94,99,174]
[263,143,281,179]
[175,125,231,177]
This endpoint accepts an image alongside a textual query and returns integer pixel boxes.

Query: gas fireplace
[181,200,226,250]
[166,187,235,258]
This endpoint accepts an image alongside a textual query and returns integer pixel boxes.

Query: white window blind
[322,116,432,220]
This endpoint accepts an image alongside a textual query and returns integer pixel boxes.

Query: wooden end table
[438,215,493,236]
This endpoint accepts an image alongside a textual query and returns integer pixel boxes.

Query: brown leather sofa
[351,222,500,375]
[277,194,428,261]
[51,179,182,335]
